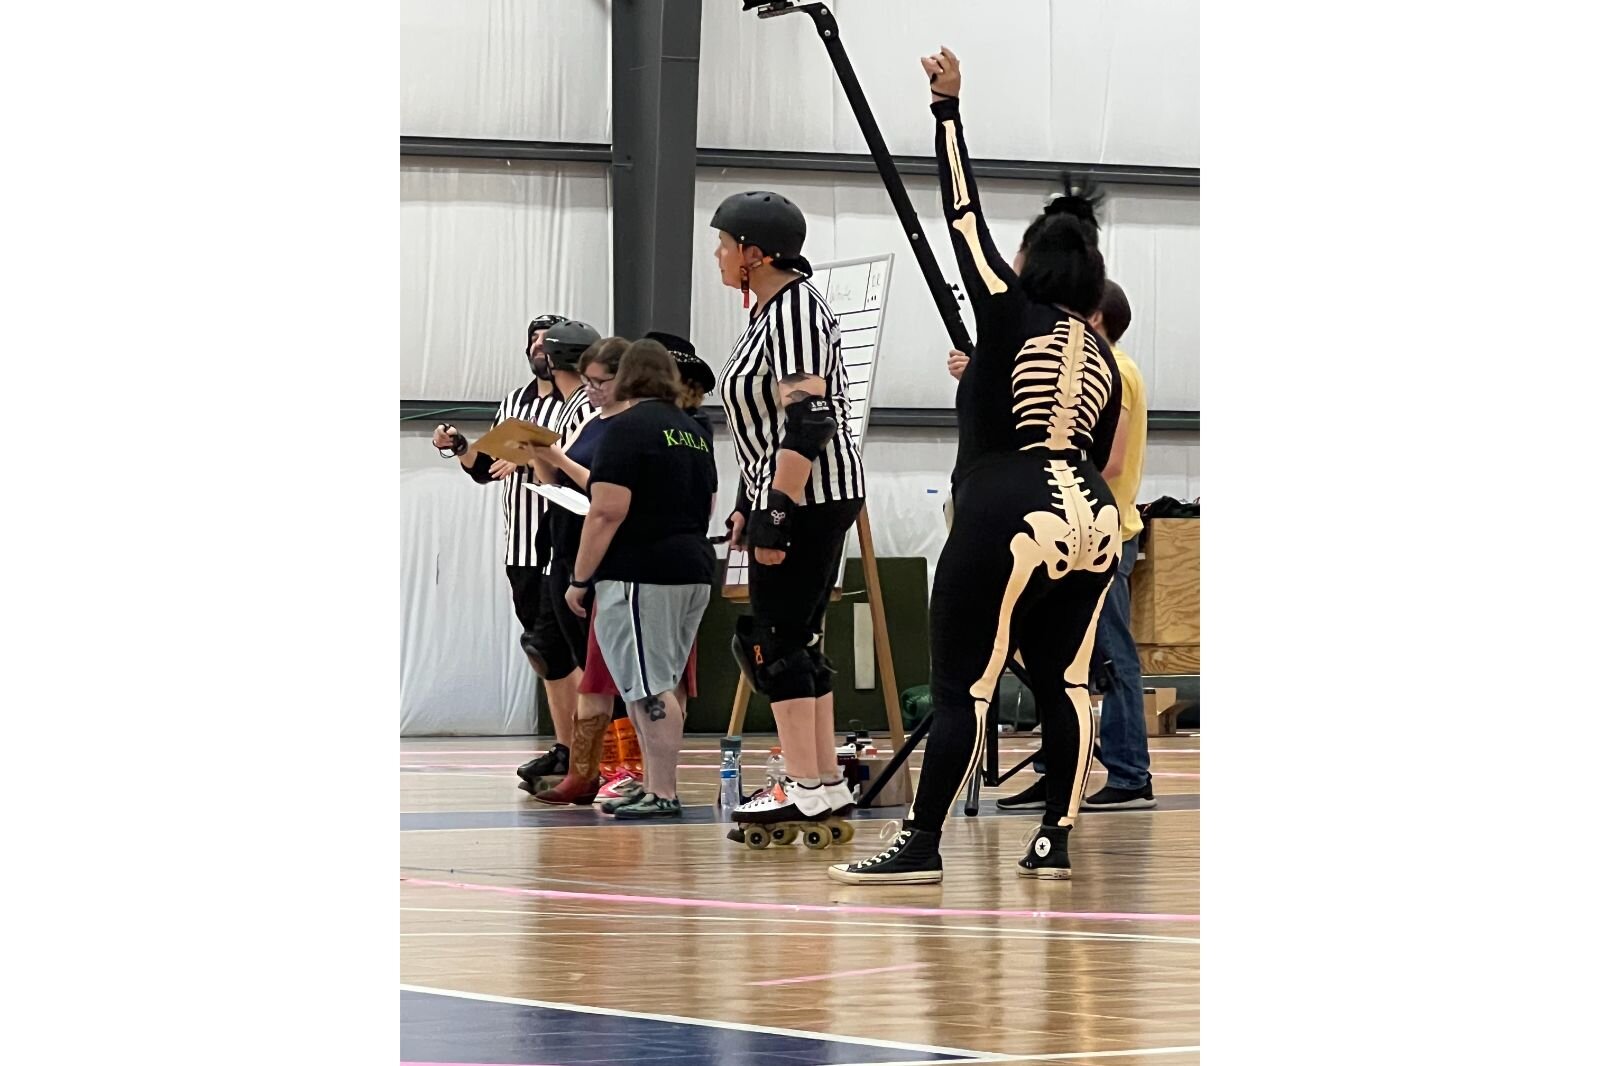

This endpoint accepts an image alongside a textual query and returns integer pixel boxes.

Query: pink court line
[401,877,1199,924]
[749,961,929,987]
[398,746,1161,756]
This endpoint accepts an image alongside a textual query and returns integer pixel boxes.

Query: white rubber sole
[826,864,943,885]
[1017,865,1073,879]
[1082,797,1157,811]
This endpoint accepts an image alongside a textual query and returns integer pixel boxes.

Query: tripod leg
[856,711,933,807]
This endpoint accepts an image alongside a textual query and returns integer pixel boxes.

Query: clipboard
[470,418,559,463]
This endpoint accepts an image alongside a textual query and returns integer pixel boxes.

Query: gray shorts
[592,581,710,703]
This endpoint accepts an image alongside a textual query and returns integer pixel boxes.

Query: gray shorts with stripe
[592,581,711,703]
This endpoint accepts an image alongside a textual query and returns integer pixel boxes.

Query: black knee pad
[808,643,836,698]
[731,616,816,701]
[520,632,551,679]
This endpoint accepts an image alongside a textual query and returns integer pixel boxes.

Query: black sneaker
[996,777,1048,810]
[826,825,943,885]
[516,744,568,787]
[1017,824,1073,879]
[1082,780,1156,810]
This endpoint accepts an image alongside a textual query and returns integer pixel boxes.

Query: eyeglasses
[581,375,614,389]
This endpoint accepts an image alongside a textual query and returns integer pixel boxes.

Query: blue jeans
[1095,537,1152,790]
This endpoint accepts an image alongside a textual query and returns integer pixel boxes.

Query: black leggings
[544,556,588,676]
[910,456,1119,829]
[747,497,862,699]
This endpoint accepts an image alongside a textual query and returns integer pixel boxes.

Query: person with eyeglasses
[524,335,634,805]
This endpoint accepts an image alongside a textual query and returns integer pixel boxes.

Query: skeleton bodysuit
[908,96,1123,832]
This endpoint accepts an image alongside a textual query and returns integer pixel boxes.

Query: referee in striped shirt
[711,191,867,828]
[432,313,583,783]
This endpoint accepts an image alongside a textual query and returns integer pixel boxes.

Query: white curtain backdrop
[401,0,613,142]
[401,159,613,400]
[401,429,539,736]
[697,0,1198,167]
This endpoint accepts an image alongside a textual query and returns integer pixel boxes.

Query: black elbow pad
[780,396,837,460]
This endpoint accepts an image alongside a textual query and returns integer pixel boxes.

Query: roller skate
[1015,824,1073,879]
[726,778,849,850]
[826,823,943,885]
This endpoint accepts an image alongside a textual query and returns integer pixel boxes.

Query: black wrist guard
[746,489,797,552]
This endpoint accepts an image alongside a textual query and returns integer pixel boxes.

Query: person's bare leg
[634,691,686,800]
[771,697,822,781]
[813,691,841,784]
[545,671,579,748]
[625,701,650,792]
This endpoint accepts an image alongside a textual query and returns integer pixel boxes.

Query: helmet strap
[739,251,776,310]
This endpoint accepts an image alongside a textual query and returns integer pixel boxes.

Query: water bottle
[719,736,743,811]
[765,747,786,788]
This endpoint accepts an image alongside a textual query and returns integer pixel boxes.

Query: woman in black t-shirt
[524,336,633,806]
[564,340,718,819]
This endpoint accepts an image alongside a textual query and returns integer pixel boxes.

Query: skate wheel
[745,827,771,850]
[770,825,795,846]
[831,821,854,844]
[802,827,831,850]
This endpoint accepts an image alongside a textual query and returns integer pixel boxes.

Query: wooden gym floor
[401,732,1200,1065]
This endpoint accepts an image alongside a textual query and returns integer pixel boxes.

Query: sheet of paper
[526,482,590,516]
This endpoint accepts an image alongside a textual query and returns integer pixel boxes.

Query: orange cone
[615,716,643,776]
[599,719,622,779]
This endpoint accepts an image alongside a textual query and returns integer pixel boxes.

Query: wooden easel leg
[727,675,752,738]
[856,505,905,751]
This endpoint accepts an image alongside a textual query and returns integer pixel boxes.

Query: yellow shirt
[1105,345,1147,544]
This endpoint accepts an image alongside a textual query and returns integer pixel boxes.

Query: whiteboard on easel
[723,252,894,599]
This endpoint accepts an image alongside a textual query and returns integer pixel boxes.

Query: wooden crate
[1131,519,1200,646]
[1144,687,1181,736]
[1139,642,1200,676]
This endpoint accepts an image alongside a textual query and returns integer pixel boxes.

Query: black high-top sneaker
[826,825,943,885]
[516,744,568,787]
[1016,824,1073,879]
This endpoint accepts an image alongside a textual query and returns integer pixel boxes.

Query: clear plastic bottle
[765,747,786,788]
[719,736,743,811]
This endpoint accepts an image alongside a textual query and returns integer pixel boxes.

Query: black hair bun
[1042,172,1104,232]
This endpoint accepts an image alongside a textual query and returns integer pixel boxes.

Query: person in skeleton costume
[830,47,1122,885]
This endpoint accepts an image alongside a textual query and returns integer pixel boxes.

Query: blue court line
[401,988,976,1065]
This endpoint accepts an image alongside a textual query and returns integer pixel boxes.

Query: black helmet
[646,330,715,393]
[542,320,601,371]
[526,312,568,358]
[527,312,568,342]
[710,191,806,259]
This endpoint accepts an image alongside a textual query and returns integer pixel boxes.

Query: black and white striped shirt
[487,381,563,568]
[718,278,867,508]
[537,385,597,569]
